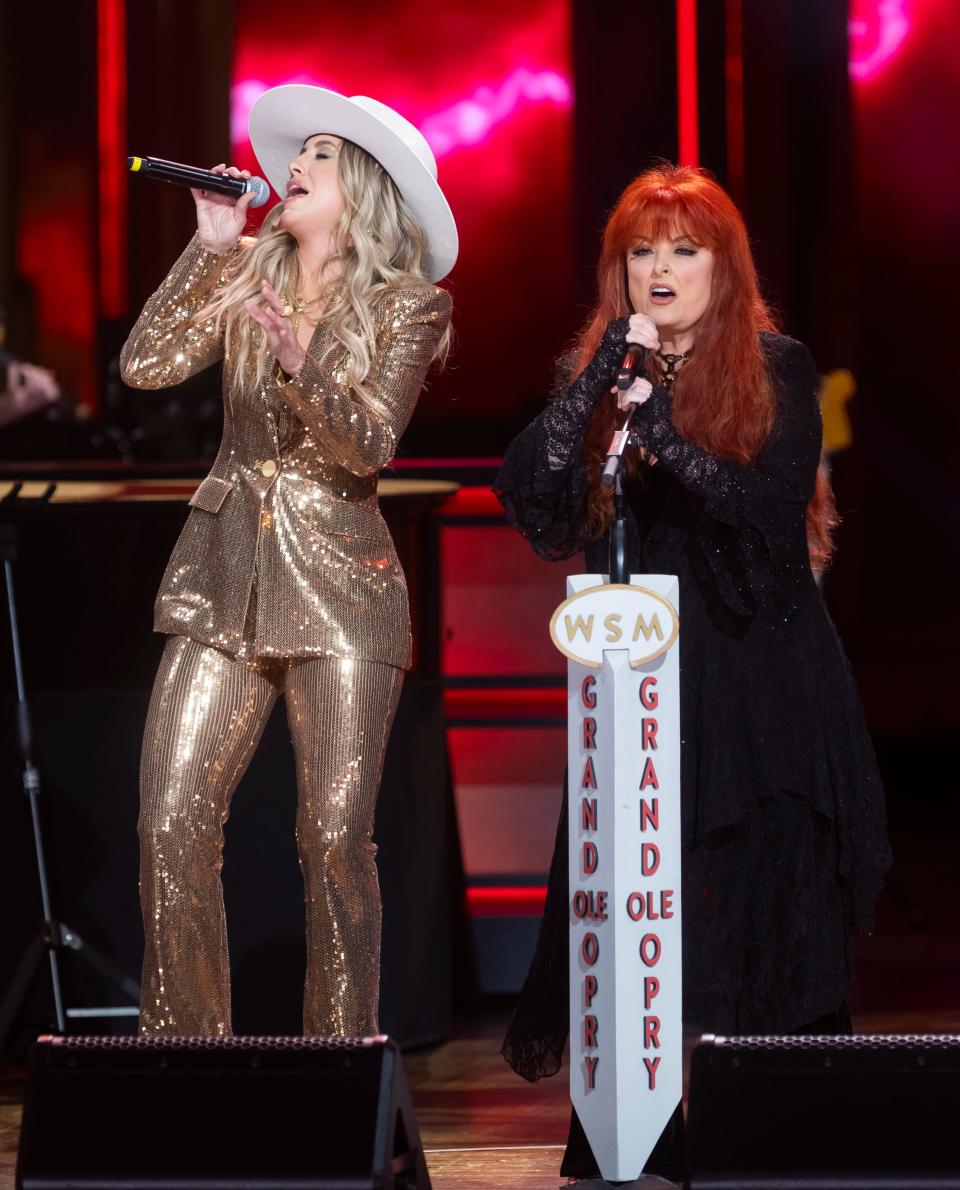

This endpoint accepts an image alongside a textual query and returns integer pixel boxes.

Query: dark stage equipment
[16,1034,430,1189]
[0,508,140,1054]
[686,1033,960,1188]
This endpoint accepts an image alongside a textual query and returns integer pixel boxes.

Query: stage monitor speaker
[16,1034,431,1189]
[686,1033,960,1189]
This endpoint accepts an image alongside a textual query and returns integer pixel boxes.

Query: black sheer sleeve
[493,318,629,560]
[633,338,820,521]
[636,337,821,620]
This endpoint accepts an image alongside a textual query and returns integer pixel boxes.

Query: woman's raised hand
[601,312,659,397]
[609,314,658,411]
[626,312,660,354]
[244,280,306,378]
[193,164,256,254]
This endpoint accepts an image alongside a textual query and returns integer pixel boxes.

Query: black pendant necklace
[655,347,694,387]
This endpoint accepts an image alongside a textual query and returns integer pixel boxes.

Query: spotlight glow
[849,0,911,81]
[231,66,572,157]
[420,67,572,157]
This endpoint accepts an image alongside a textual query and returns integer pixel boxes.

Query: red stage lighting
[229,0,574,418]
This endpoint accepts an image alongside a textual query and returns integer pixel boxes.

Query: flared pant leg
[138,636,280,1035]
[285,656,404,1037]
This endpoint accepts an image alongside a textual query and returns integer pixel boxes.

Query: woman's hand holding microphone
[193,164,256,254]
[192,164,305,379]
[612,312,660,413]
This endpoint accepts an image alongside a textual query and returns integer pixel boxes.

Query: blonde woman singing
[120,86,457,1038]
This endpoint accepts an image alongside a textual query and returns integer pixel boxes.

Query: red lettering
[581,757,597,790]
[573,889,608,920]
[639,676,659,710]
[627,890,671,920]
[643,976,660,1009]
[582,717,597,749]
[639,757,659,791]
[581,932,599,966]
[639,798,659,832]
[581,797,597,831]
[641,718,658,750]
[584,1055,599,1090]
[641,843,660,876]
[581,675,597,710]
[584,974,598,1008]
[639,933,661,967]
[643,1016,661,1048]
[582,841,598,875]
[643,1056,661,1089]
[584,1014,598,1048]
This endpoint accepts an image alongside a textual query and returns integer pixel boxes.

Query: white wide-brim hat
[248,85,458,283]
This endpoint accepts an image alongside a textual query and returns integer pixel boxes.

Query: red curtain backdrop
[850,0,960,642]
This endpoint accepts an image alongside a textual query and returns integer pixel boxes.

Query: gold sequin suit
[120,234,452,1036]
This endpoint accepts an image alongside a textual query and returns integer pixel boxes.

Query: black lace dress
[493,321,891,1178]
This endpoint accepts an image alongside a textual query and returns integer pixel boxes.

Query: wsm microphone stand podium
[547,429,683,1181]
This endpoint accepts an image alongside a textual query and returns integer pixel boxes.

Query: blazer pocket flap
[188,476,234,514]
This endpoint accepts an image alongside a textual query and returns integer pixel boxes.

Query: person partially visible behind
[0,348,61,430]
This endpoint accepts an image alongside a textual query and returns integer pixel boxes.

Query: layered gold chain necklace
[282,293,325,333]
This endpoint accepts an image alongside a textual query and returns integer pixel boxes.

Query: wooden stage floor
[3,1002,959,1190]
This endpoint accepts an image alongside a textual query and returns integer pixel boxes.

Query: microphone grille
[246,176,270,208]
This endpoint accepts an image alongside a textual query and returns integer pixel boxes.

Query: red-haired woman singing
[495,165,890,1180]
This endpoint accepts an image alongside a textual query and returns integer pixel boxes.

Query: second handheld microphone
[127,156,270,207]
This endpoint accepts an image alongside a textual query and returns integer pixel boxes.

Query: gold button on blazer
[119,234,452,667]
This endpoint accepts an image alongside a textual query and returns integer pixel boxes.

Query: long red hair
[574,164,835,570]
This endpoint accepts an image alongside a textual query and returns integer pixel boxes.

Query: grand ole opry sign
[550,575,682,1182]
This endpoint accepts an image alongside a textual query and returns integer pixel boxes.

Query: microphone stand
[0,487,141,1056]
[603,346,646,586]
[605,424,633,586]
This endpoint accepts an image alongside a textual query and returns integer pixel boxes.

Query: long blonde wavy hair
[200,139,450,419]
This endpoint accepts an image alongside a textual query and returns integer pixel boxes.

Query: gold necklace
[282,293,325,332]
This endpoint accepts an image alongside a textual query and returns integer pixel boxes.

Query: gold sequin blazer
[120,234,452,667]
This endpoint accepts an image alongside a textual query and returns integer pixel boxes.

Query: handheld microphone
[616,345,647,390]
[127,156,270,207]
[602,345,648,487]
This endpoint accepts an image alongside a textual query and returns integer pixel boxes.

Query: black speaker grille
[701,1033,960,1052]
[39,1033,385,1052]
[19,1033,427,1187]
[688,1033,960,1180]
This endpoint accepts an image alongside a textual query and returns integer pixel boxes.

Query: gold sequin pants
[138,635,404,1037]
